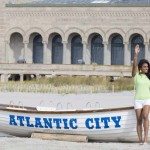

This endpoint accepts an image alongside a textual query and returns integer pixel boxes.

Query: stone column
[42,41,48,64]
[1,74,8,82]
[144,42,150,60]
[47,42,52,64]
[5,41,10,63]
[82,41,90,64]
[20,74,24,82]
[124,42,131,65]
[103,42,111,65]
[23,41,29,63]
[63,41,71,64]
[62,41,67,64]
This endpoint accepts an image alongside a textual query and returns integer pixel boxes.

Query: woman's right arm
[132,45,140,77]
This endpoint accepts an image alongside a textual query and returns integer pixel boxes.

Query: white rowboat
[0,104,149,142]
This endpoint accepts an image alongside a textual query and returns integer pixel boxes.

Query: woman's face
[141,63,149,73]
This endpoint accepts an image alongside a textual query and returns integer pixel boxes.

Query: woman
[132,44,150,144]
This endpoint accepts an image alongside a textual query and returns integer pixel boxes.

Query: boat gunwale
[0,104,134,114]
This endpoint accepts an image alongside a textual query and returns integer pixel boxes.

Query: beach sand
[0,137,149,150]
[0,91,134,109]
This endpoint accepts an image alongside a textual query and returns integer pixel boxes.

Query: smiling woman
[132,45,150,144]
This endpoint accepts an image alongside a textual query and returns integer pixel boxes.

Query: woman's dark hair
[138,59,150,80]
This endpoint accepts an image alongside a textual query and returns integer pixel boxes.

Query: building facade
[0,0,150,67]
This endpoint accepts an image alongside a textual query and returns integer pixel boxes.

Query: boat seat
[6,107,27,110]
[36,106,56,111]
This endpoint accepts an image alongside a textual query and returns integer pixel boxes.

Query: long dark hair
[138,59,150,80]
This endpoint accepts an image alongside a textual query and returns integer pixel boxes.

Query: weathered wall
[0,1,6,63]
[0,1,150,63]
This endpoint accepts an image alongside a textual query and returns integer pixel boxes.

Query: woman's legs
[135,109,143,143]
[142,105,150,143]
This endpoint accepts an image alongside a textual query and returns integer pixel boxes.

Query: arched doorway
[33,34,43,63]
[71,35,83,64]
[52,35,63,64]
[91,34,104,64]
[111,34,124,65]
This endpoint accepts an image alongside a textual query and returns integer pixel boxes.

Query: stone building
[0,0,150,81]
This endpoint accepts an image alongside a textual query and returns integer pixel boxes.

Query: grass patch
[0,76,134,93]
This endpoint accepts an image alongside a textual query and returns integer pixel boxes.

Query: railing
[0,64,132,77]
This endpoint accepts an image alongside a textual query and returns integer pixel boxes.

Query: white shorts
[134,99,150,109]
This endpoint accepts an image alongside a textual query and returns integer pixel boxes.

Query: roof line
[5,3,150,8]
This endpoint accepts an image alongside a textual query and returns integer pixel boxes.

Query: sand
[0,91,134,109]
[0,137,149,150]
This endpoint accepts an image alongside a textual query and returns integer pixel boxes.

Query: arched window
[71,35,83,64]
[52,35,63,64]
[10,32,24,63]
[131,34,145,62]
[91,34,104,64]
[33,34,43,64]
[111,34,124,65]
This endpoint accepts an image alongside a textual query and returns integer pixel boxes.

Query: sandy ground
[0,91,134,109]
[0,137,149,150]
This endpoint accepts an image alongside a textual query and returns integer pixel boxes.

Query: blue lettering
[94,118,101,129]
[25,117,34,127]
[35,117,43,128]
[17,116,24,126]
[69,118,78,129]
[9,115,17,126]
[43,118,53,128]
[101,117,110,128]
[111,116,121,128]
[85,118,94,129]
[53,118,61,129]
[63,119,69,129]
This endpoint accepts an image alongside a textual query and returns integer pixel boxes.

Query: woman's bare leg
[135,109,143,143]
[142,105,150,143]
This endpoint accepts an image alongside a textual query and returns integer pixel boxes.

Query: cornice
[5,3,150,8]
[5,11,150,17]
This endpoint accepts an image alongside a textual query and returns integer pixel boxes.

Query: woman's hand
[134,44,140,55]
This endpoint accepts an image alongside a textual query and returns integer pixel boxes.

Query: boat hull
[0,105,149,142]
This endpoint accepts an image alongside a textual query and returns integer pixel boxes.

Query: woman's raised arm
[132,45,140,77]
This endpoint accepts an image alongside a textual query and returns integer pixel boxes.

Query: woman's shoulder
[134,72,140,82]
[134,72,139,77]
